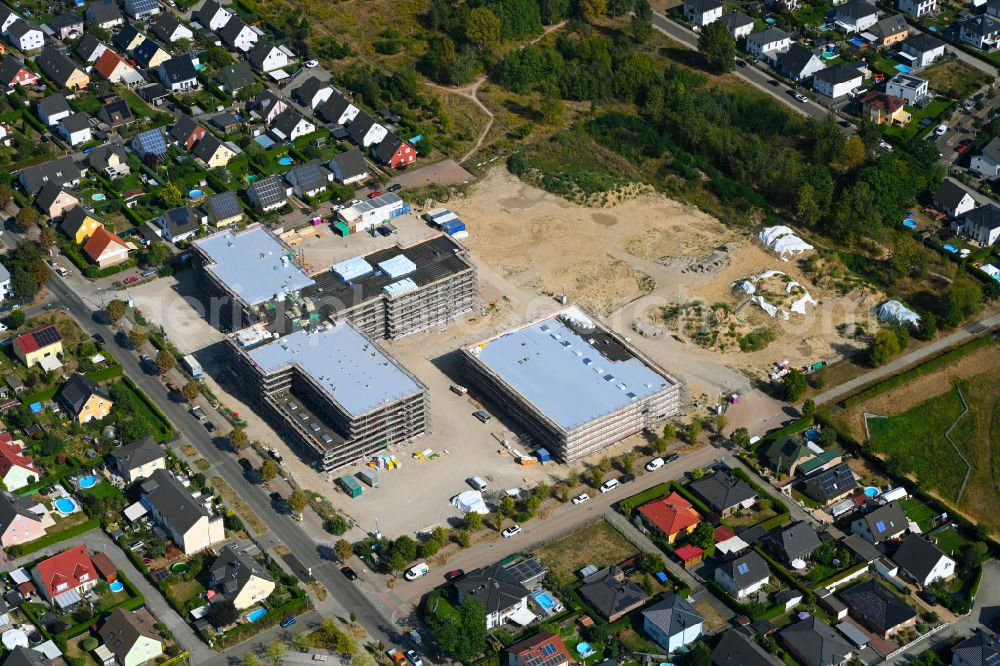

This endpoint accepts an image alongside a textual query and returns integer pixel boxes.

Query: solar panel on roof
[127,0,158,12]
[541,644,556,656]
[32,327,61,347]
[136,129,167,155]
[875,520,885,532]
[736,562,749,575]
[207,192,241,220]
[252,176,285,204]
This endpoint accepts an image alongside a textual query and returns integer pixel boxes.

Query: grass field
[534,520,638,586]
[922,60,991,100]
[934,526,972,557]
[900,497,938,533]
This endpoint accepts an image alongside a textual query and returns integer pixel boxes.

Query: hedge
[12,518,100,556]
[21,364,125,405]
[815,561,870,590]
[754,416,813,448]
[732,467,789,516]
[158,652,191,666]
[120,376,175,441]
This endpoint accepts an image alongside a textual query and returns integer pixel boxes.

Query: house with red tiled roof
[860,91,911,126]
[674,544,704,568]
[31,544,98,607]
[93,49,143,86]
[506,631,572,666]
[638,492,701,543]
[0,433,38,491]
[13,325,63,369]
[83,227,134,268]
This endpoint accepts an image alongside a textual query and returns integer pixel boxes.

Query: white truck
[182,354,203,378]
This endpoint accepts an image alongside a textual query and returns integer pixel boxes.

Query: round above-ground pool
[765,16,776,23]
[91,193,106,201]
[78,475,96,489]
[864,486,879,498]
[278,156,294,165]
[903,220,916,228]
[54,497,78,514]
[171,562,188,574]
[108,581,124,593]
[189,189,205,198]
[246,608,267,623]
[576,642,592,656]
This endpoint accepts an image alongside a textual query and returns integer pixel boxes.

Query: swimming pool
[91,193,106,202]
[848,38,865,46]
[189,189,204,198]
[108,581,124,593]
[246,608,267,623]
[255,135,276,149]
[864,486,879,498]
[943,244,958,253]
[822,51,838,60]
[804,428,820,441]
[576,642,594,657]
[54,498,78,514]
[765,17,776,23]
[278,156,294,165]
[532,591,556,610]
[895,64,911,73]
[195,63,206,71]
[78,475,96,489]
[903,219,916,228]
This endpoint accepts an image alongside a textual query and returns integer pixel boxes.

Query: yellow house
[209,545,276,610]
[203,191,244,228]
[13,325,63,369]
[57,373,113,424]
[193,135,236,168]
[63,69,90,90]
[60,206,104,244]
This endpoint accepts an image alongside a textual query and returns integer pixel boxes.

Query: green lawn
[882,99,953,143]
[933,527,971,557]
[83,480,123,502]
[900,497,938,533]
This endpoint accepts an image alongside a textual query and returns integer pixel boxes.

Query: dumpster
[338,475,362,498]
[357,469,378,488]
[333,221,350,237]
[534,447,551,463]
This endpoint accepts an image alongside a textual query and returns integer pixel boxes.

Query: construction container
[357,469,378,488]
[440,219,466,236]
[338,475,362,498]
[534,447,551,463]
[333,221,350,237]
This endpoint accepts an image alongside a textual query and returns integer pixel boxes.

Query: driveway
[388,159,476,190]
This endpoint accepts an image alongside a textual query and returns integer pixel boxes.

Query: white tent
[451,491,489,515]
[877,300,920,327]
[758,226,814,261]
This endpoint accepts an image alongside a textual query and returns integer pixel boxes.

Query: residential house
[58,113,92,147]
[0,6,17,34]
[5,649,53,666]
[132,39,170,69]
[75,35,108,63]
[316,91,359,126]
[13,325,63,368]
[83,227,133,268]
[768,0,800,10]
[776,44,826,81]
[96,100,135,127]
[454,563,533,629]
[285,161,330,198]
[37,46,89,90]
[990,0,1000,18]
[218,18,257,52]
[0,54,38,87]
[641,593,703,652]
[712,630,779,666]
[871,14,908,46]
[803,462,858,505]
[251,89,286,125]
[61,206,103,245]
[885,72,929,104]
[86,0,123,29]
[35,183,79,219]
[971,137,1000,178]
[112,23,144,53]
[100,608,163,666]
[193,0,232,31]
[0,490,46,547]
[167,121,207,158]
[767,520,822,564]
[689,471,757,517]
[150,13,193,43]
[192,133,236,168]
[812,64,864,98]
[329,148,369,184]
[958,15,1000,50]
[638,491,701,543]
[123,0,160,20]
[959,204,1000,246]
[860,91,910,125]
[20,156,82,195]
[247,41,288,71]
[683,0,723,26]
[94,50,145,86]
[37,94,72,127]
[156,206,203,243]
[109,438,165,483]
[270,110,315,142]
[899,32,945,69]
[952,631,1000,666]
[6,20,43,52]
[31,545,98,606]
[88,145,130,180]
[209,113,240,133]
[579,565,650,621]
[139,469,225,554]
[158,56,198,92]
[48,13,84,40]
[214,61,254,93]
[246,174,287,211]
[840,579,917,639]
[934,179,977,218]
[834,1,879,32]
[0,436,38,491]
[779,617,853,666]
[294,77,334,111]
[760,435,815,476]
[345,111,387,147]
[0,264,9,300]
[745,28,792,61]
[899,0,935,15]
[209,545,275,610]
[506,632,572,666]
[718,11,755,39]
[714,551,771,599]
[57,373,114,423]
[850,500,909,544]
[202,191,243,227]
[892,534,956,587]
[373,133,417,168]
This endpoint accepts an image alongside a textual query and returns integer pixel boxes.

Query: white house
[851,501,909,544]
[745,28,792,61]
[218,18,257,52]
[345,111,388,148]
[960,204,1000,246]
[971,137,1000,179]
[719,12,755,39]
[317,93,360,126]
[959,15,1000,50]
[834,1,879,33]
[813,64,864,98]
[714,552,770,599]
[683,0,724,26]
[285,162,331,199]
[642,594,704,653]
[271,110,314,142]
[776,44,826,81]
[6,20,43,52]
[893,535,956,588]
[934,179,977,218]
[900,33,946,67]
[57,113,92,147]
[247,41,288,72]
[0,263,11,300]
[100,608,163,666]
[329,149,369,185]
[454,564,532,629]
[885,72,929,104]
[899,0,935,15]
[193,0,232,31]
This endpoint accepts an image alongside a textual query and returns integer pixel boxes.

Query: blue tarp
[29,402,42,413]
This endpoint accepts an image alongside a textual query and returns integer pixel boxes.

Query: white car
[304,59,319,68]
[572,493,590,505]
[502,525,522,538]
[934,123,948,137]
[600,479,619,494]
[646,457,664,472]
[794,93,808,103]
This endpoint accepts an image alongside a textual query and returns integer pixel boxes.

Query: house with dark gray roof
[714,551,770,599]
[767,520,822,564]
[285,161,330,198]
[203,190,243,227]
[158,56,198,92]
[293,76,333,110]
[779,617,853,666]
[7,19,43,52]
[246,41,288,72]
[48,13,84,40]
[892,534,955,587]
[900,32,946,68]
[850,500,908,544]
[934,179,977,219]
[641,592,703,652]
[217,17,256,51]
[960,203,1000,246]
[813,64,864,99]
[112,23,144,53]
[192,133,236,168]
[972,137,1000,179]
[214,61,255,92]
[689,471,756,517]
[108,438,165,483]
[4,647,53,666]
[776,44,826,81]
[346,111,387,148]
[58,112,92,147]
[157,206,204,243]
[454,563,532,629]
[124,0,160,20]
[0,490,45,548]
[86,0,123,29]
[804,462,857,505]
[37,46,87,89]
[88,144,130,178]
[74,34,107,63]
[270,110,315,142]
[579,565,650,621]
[36,94,72,127]
[952,631,1000,666]
[96,100,134,128]
[316,91,359,126]
[718,11,754,38]
[839,579,917,638]
[246,174,288,211]
[329,148,369,185]
[139,469,224,554]
[20,157,82,196]
[57,373,112,424]
[150,12,192,43]
[193,0,232,31]
[209,545,275,610]
[713,629,778,666]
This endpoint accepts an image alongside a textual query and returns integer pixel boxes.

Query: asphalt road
[41,273,405,655]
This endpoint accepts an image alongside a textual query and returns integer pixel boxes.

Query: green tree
[160,182,182,209]
[14,207,36,231]
[916,311,937,341]
[690,521,714,549]
[714,413,727,434]
[39,226,55,248]
[796,182,821,227]
[128,327,148,349]
[802,399,816,416]
[942,276,983,328]
[730,427,750,449]
[326,514,349,535]
[869,328,901,367]
[687,419,701,445]
[590,467,605,488]
[266,640,287,663]
[260,459,279,481]
[289,489,309,514]
[426,597,487,662]
[783,369,808,401]
[835,135,867,172]
[181,380,199,402]
[5,309,23,329]
[155,350,176,374]
[0,184,13,207]
[499,496,515,517]
[105,299,127,323]
[466,7,501,56]
[689,642,712,666]
[698,21,735,73]
[464,510,483,531]
[228,427,247,451]
[243,654,260,666]
[579,0,607,23]
[334,539,353,561]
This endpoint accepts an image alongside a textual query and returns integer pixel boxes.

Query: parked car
[620,474,636,484]
[934,123,948,137]
[280,616,296,628]
[341,567,358,580]
[664,453,680,463]
[304,59,318,67]
[55,266,68,277]
[955,144,968,153]
[405,563,429,581]
[600,479,620,494]
[123,276,139,285]
[406,650,423,666]
[646,457,664,471]
[472,410,491,423]
[794,93,808,103]
[502,525,522,538]
[572,493,590,505]
[388,183,402,192]
[92,333,106,345]
[444,569,465,580]
[368,190,383,199]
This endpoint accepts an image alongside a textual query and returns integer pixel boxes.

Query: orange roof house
[860,91,911,126]
[507,632,573,666]
[674,544,704,568]
[83,227,134,268]
[638,492,701,543]
[31,544,98,603]
[0,433,38,491]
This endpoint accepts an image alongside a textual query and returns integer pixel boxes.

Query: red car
[955,144,968,153]
[444,569,465,581]
[123,276,139,284]
[367,191,383,199]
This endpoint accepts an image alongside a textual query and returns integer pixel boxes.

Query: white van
[600,478,620,494]
[468,476,488,491]
[405,562,429,581]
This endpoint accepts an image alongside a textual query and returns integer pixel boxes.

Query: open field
[533,520,638,585]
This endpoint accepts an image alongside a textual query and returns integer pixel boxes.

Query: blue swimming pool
[822,51,838,60]
[246,608,267,623]
[895,64,911,73]
[765,17,776,23]
[55,498,78,514]
[849,38,865,46]
[903,219,916,228]
[78,475,96,489]
[804,428,820,441]
[189,189,204,198]
[533,592,556,610]
[864,486,879,498]
[278,156,294,165]
[91,193,106,202]
[255,135,276,149]
[943,244,958,253]
[108,581,124,593]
